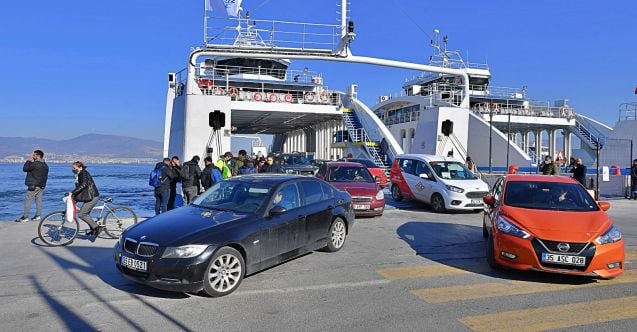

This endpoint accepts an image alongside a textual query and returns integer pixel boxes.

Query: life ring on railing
[228,87,239,98]
[304,92,315,103]
[197,79,212,90]
[491,103,500,113]
[568,109,574,117]
[267,93,278,103]
[284,93,293,103]
[320,91,329,103]
[214,87,225,96]
[253,92,263,102]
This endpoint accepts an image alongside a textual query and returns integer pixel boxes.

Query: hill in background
[0,134,162,162]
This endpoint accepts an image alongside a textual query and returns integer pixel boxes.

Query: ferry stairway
[574,120,605,150]
[342,108,390,170]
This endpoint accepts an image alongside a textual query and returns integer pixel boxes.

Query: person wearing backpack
[151,158,175,215]
[201,156,222,191]
[181,155,202,205]
[238,160,258,175]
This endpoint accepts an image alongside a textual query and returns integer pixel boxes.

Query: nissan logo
[556,242,570,252]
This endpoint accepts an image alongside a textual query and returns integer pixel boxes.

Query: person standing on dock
[181,156,202,205]
[232,149,248,176]
[571,158,587,186]
[261,155,282,173]
[540,156,559,175]
[168,156,181,210]
[216,152,233,179]
[201,156,222,191]
[152,158,175,215]
[16,150,49,222]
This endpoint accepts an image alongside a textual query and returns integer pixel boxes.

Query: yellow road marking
[411,269,637,303]
[376,264,490,280]
[458,296,637,332]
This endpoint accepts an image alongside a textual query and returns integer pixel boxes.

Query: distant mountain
[0,134,163,160]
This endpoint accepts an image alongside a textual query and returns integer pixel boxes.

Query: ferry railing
[196,63,323,85]
[194,83,341,107]
[471,102,576,119]
[205,17,342,52]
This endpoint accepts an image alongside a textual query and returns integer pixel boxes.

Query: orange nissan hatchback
[483,175,624,278]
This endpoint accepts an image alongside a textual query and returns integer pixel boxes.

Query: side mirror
[483,194,495,206]
[598,201,611,212]
[419,173,429,179]
[269,205,287,216]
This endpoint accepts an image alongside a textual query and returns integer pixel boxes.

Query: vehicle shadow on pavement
[397,221,600,285]
[35,244,190,299]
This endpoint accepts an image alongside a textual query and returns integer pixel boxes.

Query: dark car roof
[230,173,311,184]
[504,174,579,184]
[326,161,365,168]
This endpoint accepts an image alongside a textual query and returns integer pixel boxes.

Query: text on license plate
[121,256,147,272]
[353,204,371,210]
[471,199,482,205]
[541,253,585,266]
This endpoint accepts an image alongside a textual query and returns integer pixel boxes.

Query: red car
[340,158,388,188]
[483,174,624,278]
[317,162,385,217]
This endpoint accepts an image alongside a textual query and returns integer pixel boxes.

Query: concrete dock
[1,199,635,331]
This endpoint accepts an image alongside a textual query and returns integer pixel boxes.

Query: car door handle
[297,215,306,220]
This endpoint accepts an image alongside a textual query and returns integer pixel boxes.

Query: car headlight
[162,245,209,258]
[497,216,530,239]
[595,225,622,245]
[446,185,464,193]
[376,190,384,200]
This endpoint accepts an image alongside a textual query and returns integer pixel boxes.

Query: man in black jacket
[154,158,175,215]
[571,158,587,186]
[261,155,282,173]
[631,159,637,200]
[181,156,202,205]
[17,150,49,222]
[168,156,181,210]
[201,156,222,191]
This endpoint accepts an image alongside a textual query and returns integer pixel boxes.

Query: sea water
[0,163,158,221]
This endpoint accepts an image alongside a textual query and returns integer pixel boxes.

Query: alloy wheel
[208,254,242,293]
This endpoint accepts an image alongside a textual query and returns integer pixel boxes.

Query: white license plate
[541,253,585,266]
[121,256,147,272]
[471,199,482,205]
[353,204,371,210]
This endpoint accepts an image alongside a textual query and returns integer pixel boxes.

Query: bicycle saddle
[101,197,113,203]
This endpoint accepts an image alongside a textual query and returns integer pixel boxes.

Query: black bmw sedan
[114,174,354,297]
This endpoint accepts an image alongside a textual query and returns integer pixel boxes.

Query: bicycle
[38,197,138,246]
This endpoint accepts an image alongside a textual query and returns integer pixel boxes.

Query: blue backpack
[149,166,165,187]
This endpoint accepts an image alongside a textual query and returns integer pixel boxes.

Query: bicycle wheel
[38,211,79,246]
[103,206,138,238]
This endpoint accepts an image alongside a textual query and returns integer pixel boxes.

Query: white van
[389,154,489,212]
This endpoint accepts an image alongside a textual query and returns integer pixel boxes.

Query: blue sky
[1,0,636,142]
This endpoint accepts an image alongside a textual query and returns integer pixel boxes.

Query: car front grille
[351,196,372,203]
[465,191,488,199]
[537,239,589,254]
[124,238,159,257]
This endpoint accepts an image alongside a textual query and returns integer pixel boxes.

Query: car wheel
[482,214,489,239]
[391,185,403,201]
[431,193,446,213]
[486,233,501,270]
[325,218,347,252]
[202,247,245,297]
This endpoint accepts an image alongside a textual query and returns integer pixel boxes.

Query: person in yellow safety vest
[215,152,233,179]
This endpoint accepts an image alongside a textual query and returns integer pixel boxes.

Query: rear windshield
[504,181,599,212]
[328,166,374,183]
[428,161,476,180]
[280,155,309,165]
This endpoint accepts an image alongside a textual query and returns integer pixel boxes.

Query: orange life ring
[253,92,263,102]
[267,93,278,103]
[304,92,315,103]
[284,94,293,103]
[228,87,239,97]
[491,103,500,113]
[320,91,329,103]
